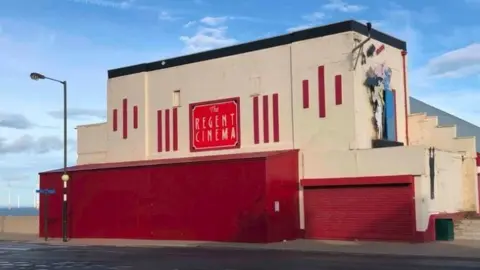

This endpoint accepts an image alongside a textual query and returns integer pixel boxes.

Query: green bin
[435,218,454,241]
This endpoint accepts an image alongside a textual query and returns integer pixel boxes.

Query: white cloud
[287,11,325,33]
[200,16,229,26]
[70,0,135,9]
[197,15,263,27]
[425,43,480,78]
[302,12,325,22]
[0,112,36,129]
[158,11,178,21]
[70,0,175,16]
[0,135,64,154]
[287,25,313,32]
[184,21,197,28]
[180,26,237,53]
[48,108,106,120]
[322,0,366,12]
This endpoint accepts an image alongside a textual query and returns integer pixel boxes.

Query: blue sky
[0,0,479,207]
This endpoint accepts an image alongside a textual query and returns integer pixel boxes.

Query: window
[173,90,181,107]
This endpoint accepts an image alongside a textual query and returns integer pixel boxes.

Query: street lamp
[30,72,69,242]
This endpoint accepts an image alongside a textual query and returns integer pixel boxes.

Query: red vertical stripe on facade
[112,109,118,131]
[263,95,269,143]
[133,106,138,129]
[122,98,128,139]
[335,75,343,105]
[173,108,178,151]
[253,96,260,144]
[165,109,170,152]
[318,66,326,118]
[272,93,280,142]
[302,80,309,109]
[157,110,163,152]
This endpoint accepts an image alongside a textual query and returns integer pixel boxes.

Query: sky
[0,0,479,207]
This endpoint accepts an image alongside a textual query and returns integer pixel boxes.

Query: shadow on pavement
[1,233,480,261]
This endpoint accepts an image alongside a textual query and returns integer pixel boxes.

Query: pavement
[1,233,480,269]
[1,240,480,269]
[2,233,480,259]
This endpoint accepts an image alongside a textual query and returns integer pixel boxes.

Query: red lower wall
[301,175,417,242]
[39,150,299,243]
[265,151,300,242]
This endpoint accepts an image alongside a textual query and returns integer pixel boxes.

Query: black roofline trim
[107,20,407,79]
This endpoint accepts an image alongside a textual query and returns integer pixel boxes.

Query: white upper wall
[146,44,294,159]
[105,73,148,162]
[291,32,356,152]
[77,21,410,177]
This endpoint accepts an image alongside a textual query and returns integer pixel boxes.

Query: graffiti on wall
[365,63,392,140]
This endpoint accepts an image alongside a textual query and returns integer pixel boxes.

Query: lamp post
[30,72,69,242]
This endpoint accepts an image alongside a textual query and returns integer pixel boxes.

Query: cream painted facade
[77,24,478,232]
[78,32,405,163]
[408,113,478,212]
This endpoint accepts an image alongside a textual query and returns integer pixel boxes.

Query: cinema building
[40,20,479,243]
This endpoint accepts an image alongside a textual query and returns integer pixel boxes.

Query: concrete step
[408,112,427,122]
[432,125,457,141]
[454,219,480,241]
[455,236,480,241]
[456,225,480,230]
[455,233,480,240]
[424,116,439,129]
[457,220,480,226]
[456,229,480,233]
[456,233,480,238]
[410,116,438,144]
[455,227,480,233]
[407,113,428,146]
[453,136,476,156]
[455,228,480,232]
[455,223,480,228]
[455,231,480,235]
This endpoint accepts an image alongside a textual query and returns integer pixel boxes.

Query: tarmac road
[1,241,480,270]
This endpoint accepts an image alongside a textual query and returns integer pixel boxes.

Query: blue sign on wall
[384,89,397,141]
[36,189,56,195]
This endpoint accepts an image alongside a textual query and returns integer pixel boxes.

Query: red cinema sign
[189,97,241,152]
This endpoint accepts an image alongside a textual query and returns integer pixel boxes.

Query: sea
[0,207,39,216]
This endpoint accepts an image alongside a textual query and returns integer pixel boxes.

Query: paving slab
[1,233,479,259]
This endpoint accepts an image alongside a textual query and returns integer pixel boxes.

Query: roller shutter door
[304,184,414,241]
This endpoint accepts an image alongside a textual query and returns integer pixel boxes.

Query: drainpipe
[401,50,409,145]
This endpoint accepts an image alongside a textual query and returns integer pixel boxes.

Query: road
[1,241,480,269]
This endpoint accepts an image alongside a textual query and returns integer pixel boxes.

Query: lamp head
[30,72,46,81]
[61,174,70,182]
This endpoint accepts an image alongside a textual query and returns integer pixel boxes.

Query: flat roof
[108,20,406,79]
[39,149,298,174]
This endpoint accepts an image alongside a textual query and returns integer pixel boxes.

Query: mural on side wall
[365,63,393,140]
